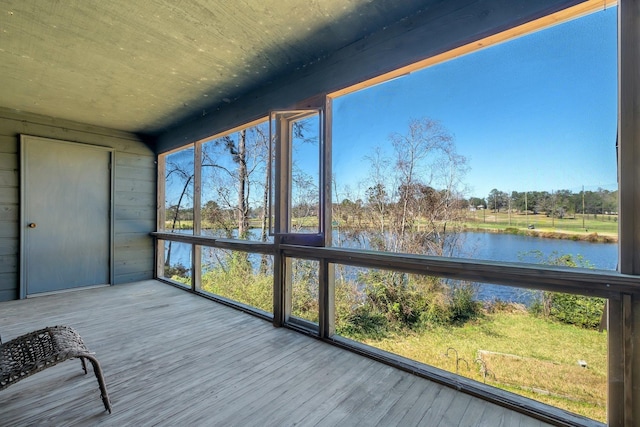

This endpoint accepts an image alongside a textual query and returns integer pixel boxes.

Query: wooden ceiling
[0,0,432,136]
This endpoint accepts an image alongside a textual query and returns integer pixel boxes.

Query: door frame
[19,135,115,299]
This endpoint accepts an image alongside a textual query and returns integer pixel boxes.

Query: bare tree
[359,117,468,256]
[164,151,194,267]
[362,147,390,250]
[252,125,271,243]
[202,123,270,239]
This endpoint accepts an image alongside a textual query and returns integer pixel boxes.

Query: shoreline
[463,226,618,243]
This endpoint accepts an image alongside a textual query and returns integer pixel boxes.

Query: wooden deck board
[419,386,460,425]
[0,280,554,426]
[352,374,418,426]
[374,375,435,426]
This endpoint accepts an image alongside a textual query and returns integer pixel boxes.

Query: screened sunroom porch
[1,0,639,426]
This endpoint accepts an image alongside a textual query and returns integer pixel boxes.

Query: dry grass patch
[477,350,605,406]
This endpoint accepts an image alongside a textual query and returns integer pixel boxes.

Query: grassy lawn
[358,311,607,422]
[464,211,618,242]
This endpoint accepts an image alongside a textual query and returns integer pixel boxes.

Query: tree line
[470,188,618,218]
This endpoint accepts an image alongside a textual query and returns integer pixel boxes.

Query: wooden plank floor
[0,280,552,426]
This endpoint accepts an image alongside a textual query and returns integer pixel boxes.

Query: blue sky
[331,6,618,200]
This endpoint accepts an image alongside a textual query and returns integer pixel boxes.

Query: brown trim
[329,0,617,99]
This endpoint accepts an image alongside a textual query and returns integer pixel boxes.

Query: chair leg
[83,355,112,413]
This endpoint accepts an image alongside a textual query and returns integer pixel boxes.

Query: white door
[21,136,112,296]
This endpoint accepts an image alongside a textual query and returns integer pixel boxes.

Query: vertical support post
[273,236,285,327]
[613,1,639,425]
[155,155,166,278]
[610,293,637,427]
[319,96,335,338]
[622,294,634,425]
[608,294,625,426]
[273,114,292,327]
[193,143,202,292]
[617,0,640,291]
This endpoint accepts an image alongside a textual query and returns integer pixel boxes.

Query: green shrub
[448,282,482,324]
[528,298,545,317]
[543,292,605,329]
[523,251,605,329]
[359,271,432,327]
[342,271,481,335]
[340,309,389,339]
[165,262,189,280]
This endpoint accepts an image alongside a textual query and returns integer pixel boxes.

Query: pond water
[459,232,617,269]
[165,229,618,304]
[455,232,617,302]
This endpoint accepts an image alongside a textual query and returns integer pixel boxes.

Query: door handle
[28,223,37,228]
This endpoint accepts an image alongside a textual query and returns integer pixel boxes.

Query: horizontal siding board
[115,152,156,169]
[0,288,17,302]
[0,136,18,153]
[0,118,151,155]
[115,232,153,246]
[0,222,19,238]
[0,272,18,288]
[116,246,154,261]
[0,238,18,255]
[0,204,18,221]
[0,254,18,274]
[114,256,153,275]
[115,191,156,208]
[0,187,19,204]
[115,177,155,194]
[0,107,144,144]
[116,165,155,182]
[115,206,155,221]
[115,219,156,234]
[113,270,154,284]
[0,170,18,187]
[0,152,18,170]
